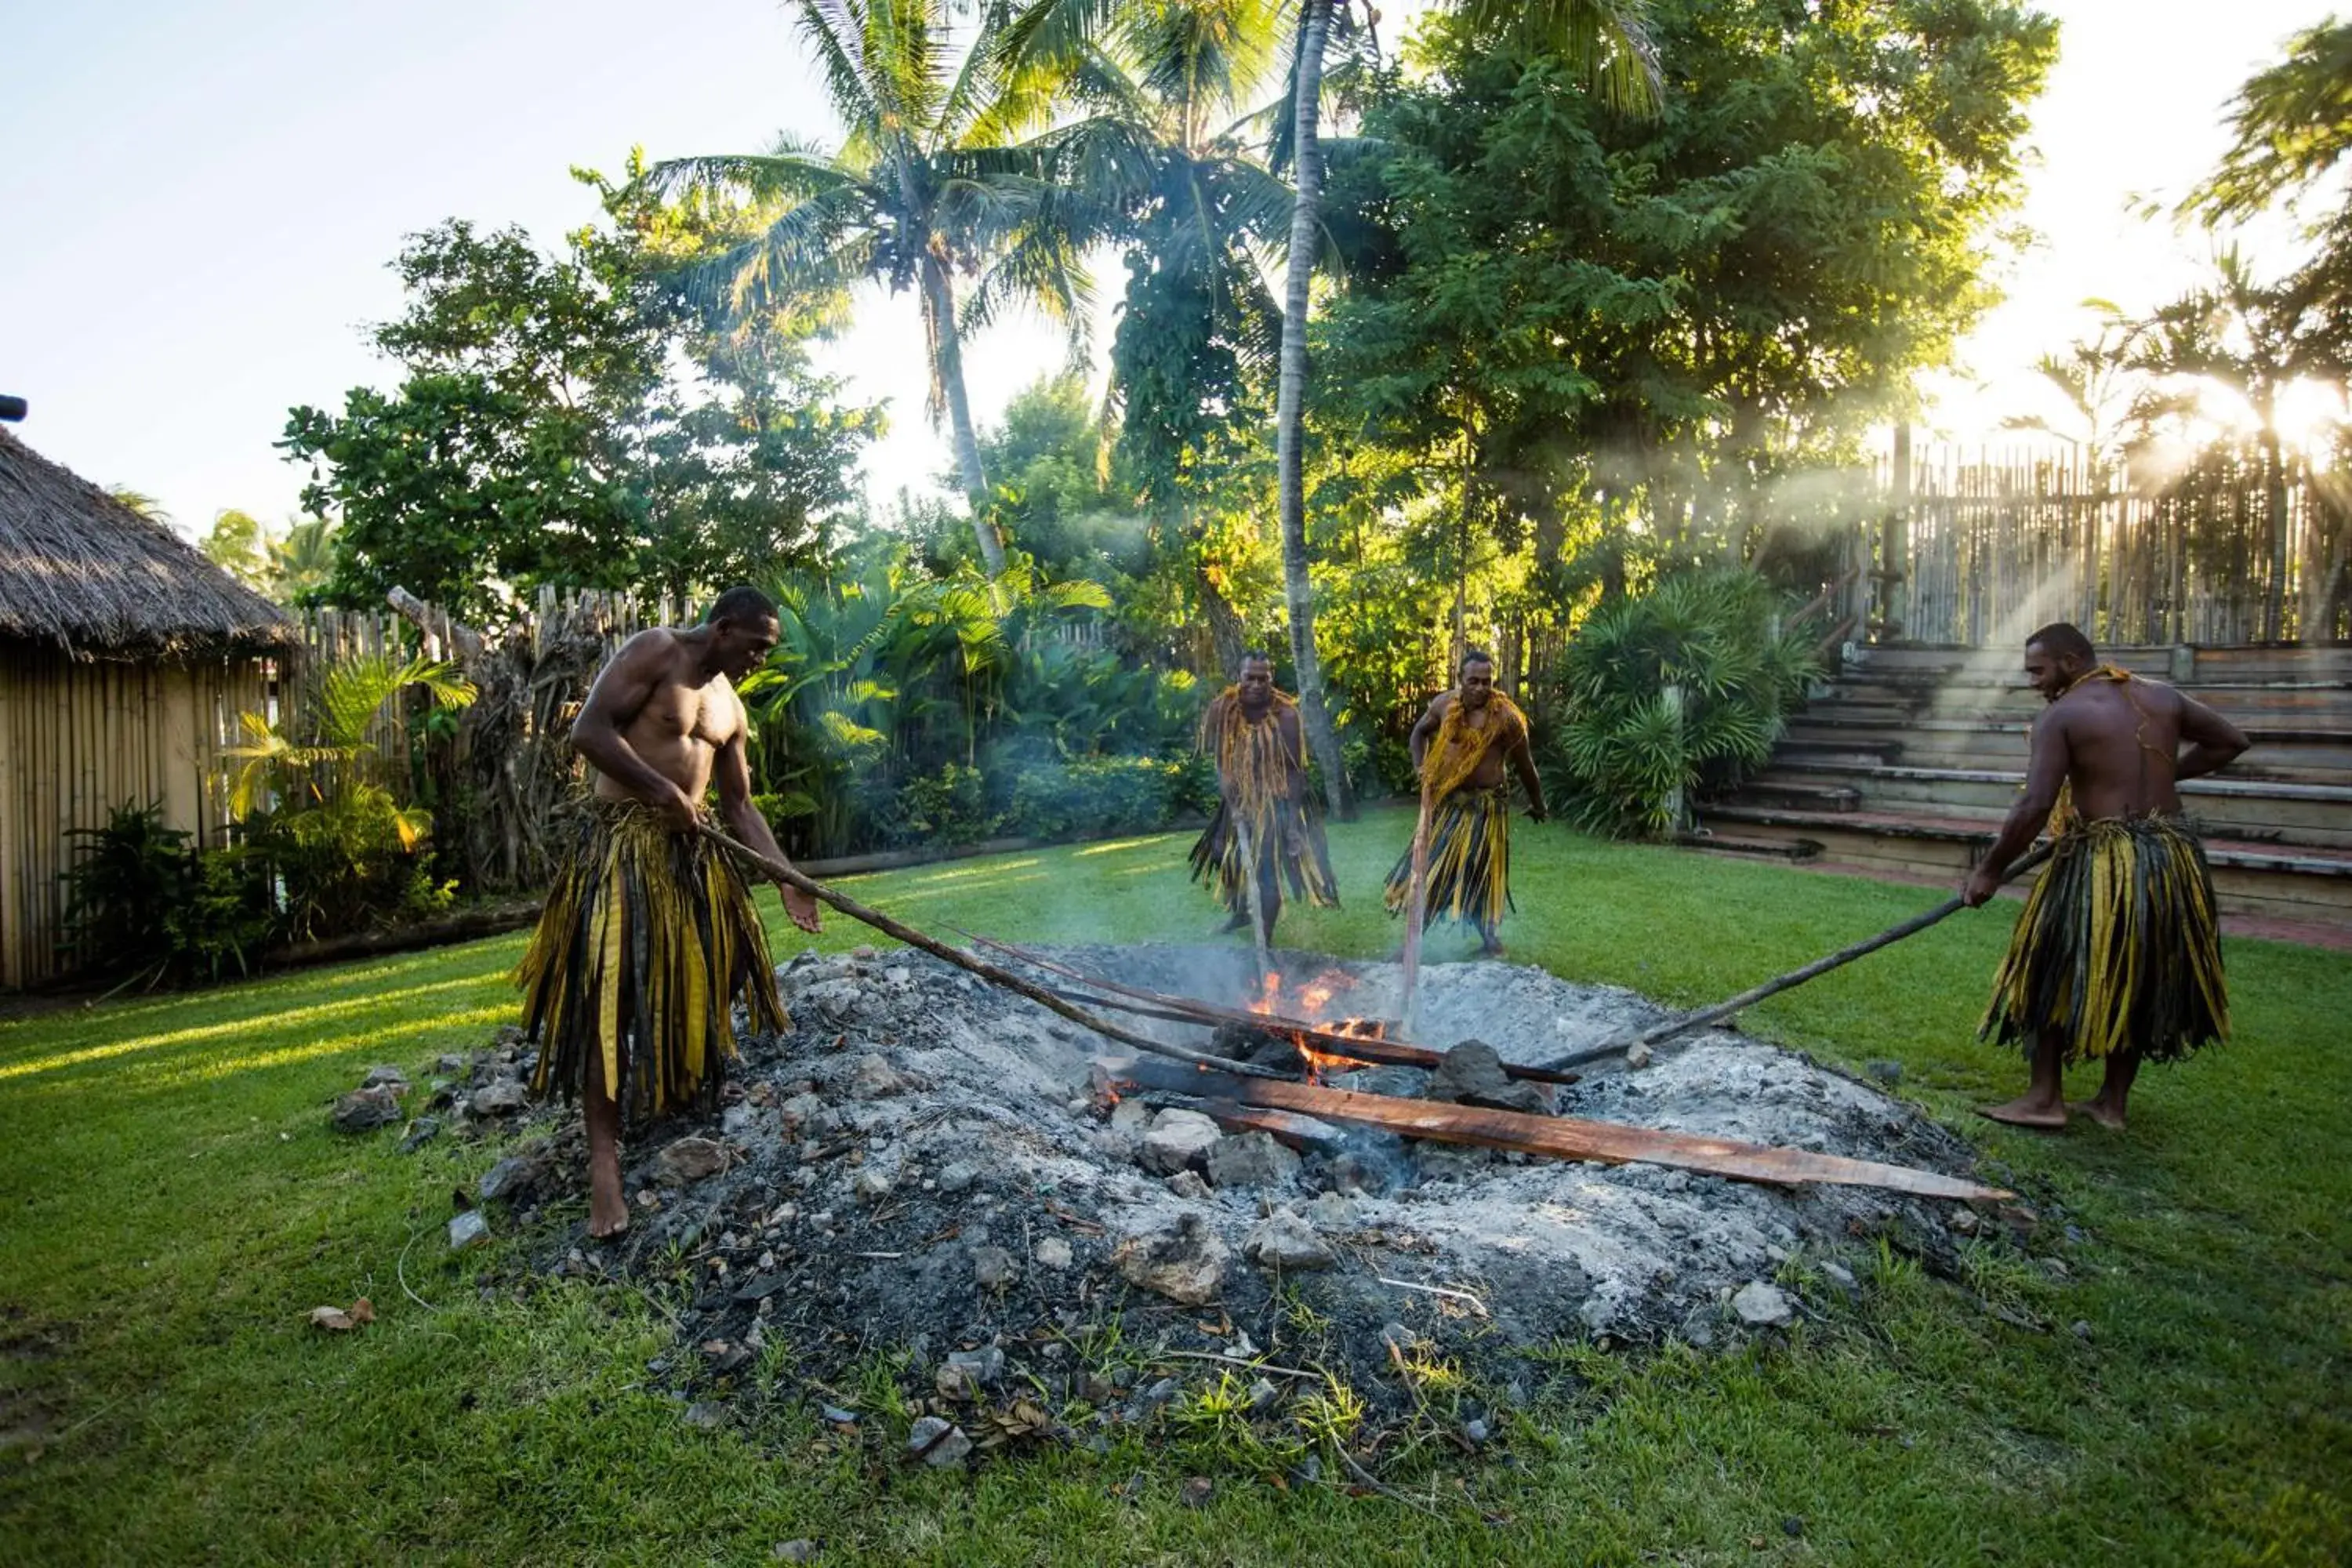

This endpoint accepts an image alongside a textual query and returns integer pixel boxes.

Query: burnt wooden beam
[1094,1055,2010,1202]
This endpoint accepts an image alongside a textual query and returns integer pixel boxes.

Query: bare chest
[633,676,740,750]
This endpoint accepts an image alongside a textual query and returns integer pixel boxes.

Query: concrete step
[1698,802,2352,929]
[1780,720,2352,786]
[1737,777,1864,812]
[1753,762,2352,849]
[1849,644,2352,684]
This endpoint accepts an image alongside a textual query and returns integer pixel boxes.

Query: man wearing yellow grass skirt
[1963,623,2248,1133]
[516,586,822,1238]
[1189,651,1341,942]
[1385,650,1548,958]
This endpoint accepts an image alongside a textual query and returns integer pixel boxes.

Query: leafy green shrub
[60,802,189,968]
[60,803,274,984]
[228,652,473,941]
[1544,568,1820,838]
[889,763,1004,848]
[247,785,453,941]
[1006,756,1189,841]
[169,845,277,980]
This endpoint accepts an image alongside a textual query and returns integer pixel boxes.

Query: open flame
[1247,968,1387,1082]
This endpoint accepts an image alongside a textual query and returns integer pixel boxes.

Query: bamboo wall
[0,644,272,989]
[1887,448,2350,648]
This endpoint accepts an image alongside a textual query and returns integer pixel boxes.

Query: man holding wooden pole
[514,586,822,1238]
[1188,652,1338,946]
[1386,650,1547,961]
[1964,623,2247,1131]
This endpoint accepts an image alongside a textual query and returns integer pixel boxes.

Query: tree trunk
[1194,515,1250,679]
[1276,0,1354,819]
[921,253,1007,578]
[2260,424,2288,641]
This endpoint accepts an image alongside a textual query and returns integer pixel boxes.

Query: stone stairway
[1694,644,2352,934]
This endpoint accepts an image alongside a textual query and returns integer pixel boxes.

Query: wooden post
[1876,423,1911,642]
[1661,683,1687,835]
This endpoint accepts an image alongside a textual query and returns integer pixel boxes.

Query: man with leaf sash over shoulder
[1964,622,2247,1132]
[1386,649,1548,958]
[1189,651,1341,941]
[516,586,822,1238]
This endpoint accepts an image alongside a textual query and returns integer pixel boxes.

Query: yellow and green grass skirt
[517,799,786,1123]
[1980,815,2228,1066]
[1189,795,1340,915]
[1384,786,1513,932]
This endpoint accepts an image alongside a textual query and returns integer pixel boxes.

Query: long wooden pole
[1398,774,1437,1029]
[1236,815,1270,956]
[1537,844,2056,1073]
[695,825,1287,1080]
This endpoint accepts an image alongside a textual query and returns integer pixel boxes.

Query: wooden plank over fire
[1097,1056,2010,1202]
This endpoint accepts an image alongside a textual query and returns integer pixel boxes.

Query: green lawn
[4,810,2347,1565]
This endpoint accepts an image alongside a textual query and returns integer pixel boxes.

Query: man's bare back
[2040,677,2188,822]
[1963,627,2246,1133]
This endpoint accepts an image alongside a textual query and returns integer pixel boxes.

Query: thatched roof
[0,427,295,657]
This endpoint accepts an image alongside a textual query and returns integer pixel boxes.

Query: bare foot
[1479,938,1507,960]
[1976,1096,2069,1129]
[588,1164,630,1239]
[1219,911,1251,935]
[2069,1100,2127,1131]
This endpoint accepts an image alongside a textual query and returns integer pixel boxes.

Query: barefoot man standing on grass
[517,586,822,1237]
[1385,650,1548,959]
[1188,651,1340,942]
[1965,622,2247,1131]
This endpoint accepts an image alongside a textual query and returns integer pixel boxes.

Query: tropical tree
[267,516,340,603]
[227,652,477,938]
[1272,0,1658,817]
[201,508,273,592]
[2183,16,2352,227]
[2131,247,2340,639]
[2001,301,2146,475]
[646,0,1111,577]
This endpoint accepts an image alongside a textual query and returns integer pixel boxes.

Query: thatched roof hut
[0,426,293,657]
[0,428,296,987]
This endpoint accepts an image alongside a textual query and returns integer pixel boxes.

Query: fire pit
[506,942,2002,1421]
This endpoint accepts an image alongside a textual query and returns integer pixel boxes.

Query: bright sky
[0,0,2339,543]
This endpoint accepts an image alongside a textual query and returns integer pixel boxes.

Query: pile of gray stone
[372,942,2032,1454]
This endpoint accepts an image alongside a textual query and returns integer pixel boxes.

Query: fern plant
[1546,569,1820,838]
[227,652,476,938]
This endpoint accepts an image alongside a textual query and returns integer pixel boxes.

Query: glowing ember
[1246,970,1381,1083]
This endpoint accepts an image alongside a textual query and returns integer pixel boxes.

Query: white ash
[510,942,1999,1406]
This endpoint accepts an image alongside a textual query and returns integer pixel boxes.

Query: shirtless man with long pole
[1965,622,2247,1131]
[517,586,822,1236]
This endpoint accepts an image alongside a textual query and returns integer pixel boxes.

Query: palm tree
[647,1,1105,577]
[2132,248,2336,639]
[269,516,340,601]
[2182,16,2352,227]
[2000,299,2143,478]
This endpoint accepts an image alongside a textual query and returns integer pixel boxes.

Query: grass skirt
[1980,815,2228,1066]
[517,799,786,1123]
[1383,786,1513,931]
[1189,796,1339,915]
